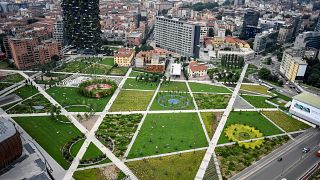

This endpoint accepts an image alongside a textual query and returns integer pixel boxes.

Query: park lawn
[99,57,114,66]
[160,81,189,92]
[188,82,231,93]
[97,114,143,157]
[73,168,107,180]
[109,90,154,112]
[47,86,111,112]
[6,94,52,114]
[14,116,83,169]
[128,113,208,158]
[109,67,128,76]
[245,64,258,78]
[127,150,206,180]
[262,111,310,132]
[0,61,14,69]
[240,84,271,95]
[123,78,159,90]
[150,92,195,110]
[201,112,221,138]
[218,111,283,144]
[216,136,289,179]
[57,60,89,73]
[0,83,14,91]
[241,95,275,108]
[194,94,231,109]
[0,73,24,83]
[81,64,112,75]
[70,140,110,166]
[129,71,145,77]
[13,85,38,99]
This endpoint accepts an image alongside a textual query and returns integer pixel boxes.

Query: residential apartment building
[253,30,278,54]
[114,48,134,67]
[53,17,64,46]
[7,37,62,69]
[278,25,293,43]
[280,48,307,82]
[155,16,200,58]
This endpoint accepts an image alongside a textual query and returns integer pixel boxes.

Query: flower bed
[79,79,117,98]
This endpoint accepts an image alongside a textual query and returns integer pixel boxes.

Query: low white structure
[170,63,181,77]
[289,92,320,126]
[209,48,255,61]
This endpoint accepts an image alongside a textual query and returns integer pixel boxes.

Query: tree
[258,68,271,80]
[266,57,272,65]
[225,29,232,36]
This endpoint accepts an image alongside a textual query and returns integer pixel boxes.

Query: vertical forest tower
[62,0,101,53]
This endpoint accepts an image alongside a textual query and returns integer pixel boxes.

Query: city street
[232,128,320,180]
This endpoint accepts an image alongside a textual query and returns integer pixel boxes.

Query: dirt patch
[101,165,121,180]
[73,115,99,131]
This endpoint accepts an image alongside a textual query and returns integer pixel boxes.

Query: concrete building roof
[0,117,17,143]
[293,92,320,109]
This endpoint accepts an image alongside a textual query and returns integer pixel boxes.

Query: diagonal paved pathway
[195,64,249,180]
[63,68,138,180]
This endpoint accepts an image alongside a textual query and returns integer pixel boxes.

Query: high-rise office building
[62,0,101,53]
[294,31,320,50]
[155,16,200,58]
[241,10,260,39]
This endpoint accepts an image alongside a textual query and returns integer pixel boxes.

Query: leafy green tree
[258,68,271,80]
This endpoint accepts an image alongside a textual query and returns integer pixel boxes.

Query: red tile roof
[189,61,207,72]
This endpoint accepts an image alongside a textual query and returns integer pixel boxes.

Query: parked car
[316,150,320,157]
[303,147,310,153]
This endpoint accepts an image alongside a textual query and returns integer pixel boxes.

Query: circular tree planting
[157,94,191,109]
[224,124,264,149]
[79,79,117,98]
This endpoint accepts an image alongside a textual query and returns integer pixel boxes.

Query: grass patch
[218,111,283,144]
[127,150,206,180]
[0,83,13,91]
[110,90,154,112]
[0,73,24,83]
[6,94,51,114]
[13,85,38,99]
[188,82,231,93]
[99,57,114,66]
[245,64,258,78]
[150,92,194,110]
[81,64,112,75]
[123,78,159,90]
[129,71,145,77]
[97,114,143,157]
[241,95,275,108]
[262,111,310,132]
[240,84,271,95]
[216,136,289,179]
[194,94,231,109]
[160,81,188,92]
[109,67,128,76]
[128,113,208,158]
[47,86,111,112]
[14,116,83,169]
[201,112,221,138]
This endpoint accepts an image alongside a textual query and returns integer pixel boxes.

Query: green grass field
[201,112,221,138]
[109,67,128,76]
[13,85,38,99]
[150,92,195,110]
[47,86,111,112]
[128,113,208,158]
[262,111,310,132]
[1,73,24,83]
[99,57,114,66]
[6,94,51,114]
[81,64,112,75]
[97,114,143,157]
[194,94,231,109]
[127,150,206,180]
[188,82,231,93]
[240,84,271,95]
[109,90,154,112]
[129,71,145,77]
[218,111,283,144]
[241,95,275,108]
[160,82,189,92]
[123,78,159,90]
[14,116,82,169]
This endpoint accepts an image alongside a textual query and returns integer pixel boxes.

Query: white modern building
[155,16,200,58]
[289,92,320,126]
[170,63,181,77]
[209,48,254,62]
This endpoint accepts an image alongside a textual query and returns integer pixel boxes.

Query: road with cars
[232,128,320,180]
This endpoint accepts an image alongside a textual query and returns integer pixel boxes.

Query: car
[302,147,310,153]
[317,150,320,157]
